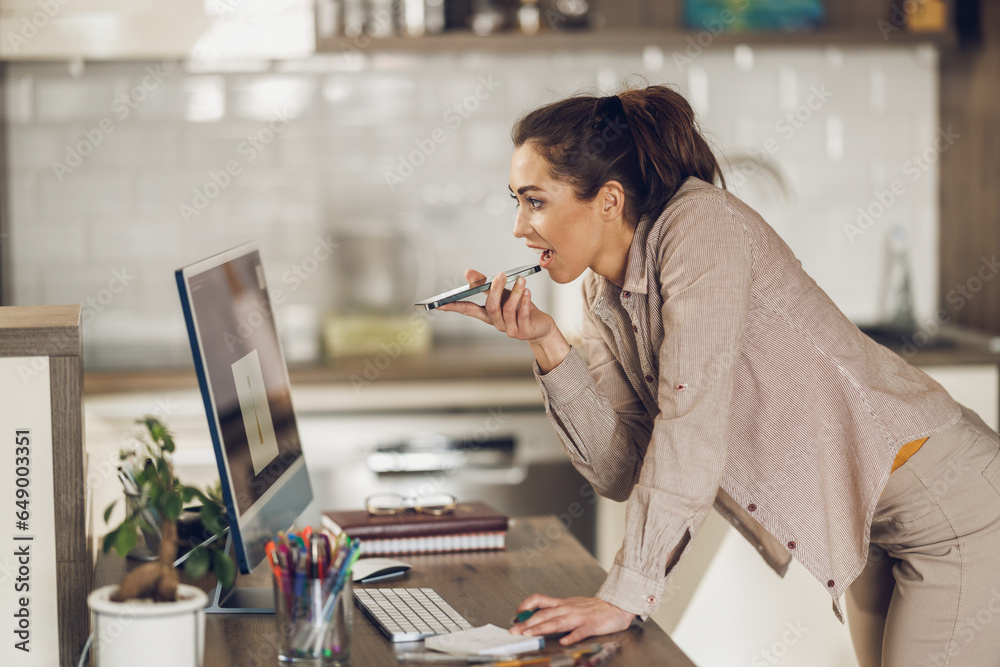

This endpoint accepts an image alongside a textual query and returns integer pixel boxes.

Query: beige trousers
[846,406,1000,666]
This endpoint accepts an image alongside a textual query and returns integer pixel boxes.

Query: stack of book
[321,501,509,557]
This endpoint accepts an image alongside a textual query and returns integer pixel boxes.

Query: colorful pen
[264,541,284,592]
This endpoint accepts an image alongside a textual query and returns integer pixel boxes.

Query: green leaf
[134,512,157,536]
[213,549,236,589]
[148,484,161,508]
[145,417,164,441]
[164,492,183,521]
[184,547,211,579]
[188,488,210,506]
[112,524,137,557]
[102,526,119,554]
[180,486,196,503]
[162,432,175,453]
[200,501,221,534]
[103,501,117,524]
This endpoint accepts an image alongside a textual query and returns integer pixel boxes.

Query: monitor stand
[186,531,275,614]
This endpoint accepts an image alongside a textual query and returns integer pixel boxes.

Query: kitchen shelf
[316,26,957,55]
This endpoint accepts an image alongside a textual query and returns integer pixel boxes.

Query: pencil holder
[273,573,353,665]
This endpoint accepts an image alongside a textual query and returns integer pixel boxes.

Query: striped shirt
[533,177,961,621]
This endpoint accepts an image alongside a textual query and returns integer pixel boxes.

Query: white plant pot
[88,584,207,667]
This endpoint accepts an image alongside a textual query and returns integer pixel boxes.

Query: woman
[439,85,1000,665]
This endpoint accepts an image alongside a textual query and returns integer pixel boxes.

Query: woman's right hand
[438,269,572,373]
[437,269,556,343]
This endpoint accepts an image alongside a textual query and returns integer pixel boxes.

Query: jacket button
[827,580,835,588]
[622,291,631,299]
[676,383,687,391]
[787,541,796,549]
[632,324,638,333]
[747,503,756,512]
[645,375,654,383]
[646,595,656,604]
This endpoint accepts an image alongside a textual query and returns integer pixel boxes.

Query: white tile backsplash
[4,45,940,368]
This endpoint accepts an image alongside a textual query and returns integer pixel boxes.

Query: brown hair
[511,85,725,228]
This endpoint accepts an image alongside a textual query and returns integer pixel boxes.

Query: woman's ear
[600,181,626,222]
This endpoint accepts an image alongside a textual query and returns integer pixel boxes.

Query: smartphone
[414,264,541,310]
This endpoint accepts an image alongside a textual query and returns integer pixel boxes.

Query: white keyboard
[354,587,474,642]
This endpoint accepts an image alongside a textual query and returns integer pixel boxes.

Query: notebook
[322,501,509,556]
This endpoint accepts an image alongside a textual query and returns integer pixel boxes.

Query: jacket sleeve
[598,199,754,618]
[532,309,654,502]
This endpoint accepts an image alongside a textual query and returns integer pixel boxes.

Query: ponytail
[511,85,725,228]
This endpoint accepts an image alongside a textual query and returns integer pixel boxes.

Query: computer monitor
[176,242,313,613]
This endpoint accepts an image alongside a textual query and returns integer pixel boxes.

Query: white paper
[0,357,60,666]
[231,349,280,475]
[424,624,543,656]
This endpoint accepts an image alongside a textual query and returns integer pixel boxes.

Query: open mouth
[539,248,554,269]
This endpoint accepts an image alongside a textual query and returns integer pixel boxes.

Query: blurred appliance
[331,222,435,314]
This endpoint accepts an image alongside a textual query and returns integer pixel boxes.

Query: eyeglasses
[365,492,457,517]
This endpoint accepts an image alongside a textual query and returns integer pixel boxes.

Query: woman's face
[508,142,607,284]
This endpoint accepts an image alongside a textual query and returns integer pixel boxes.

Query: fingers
[520,287,532,324]
[465,269,487,286]
[510,597,633,645]
[483,271,507,331]
[559,625,594,646]
[435,300,491,325]
[516,594,561,613]
[503,276,528,337]
[438,270,537,341]
[514,605,572,634]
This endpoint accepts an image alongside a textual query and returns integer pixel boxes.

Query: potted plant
[88,417,235,667]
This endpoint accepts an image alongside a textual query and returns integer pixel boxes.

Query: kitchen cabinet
[0,0,313,60]
[920,363,999,430]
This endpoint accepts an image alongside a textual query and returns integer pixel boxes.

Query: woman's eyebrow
[509,185,543,195]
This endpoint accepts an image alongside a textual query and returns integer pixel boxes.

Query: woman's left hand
[509,594,635,645]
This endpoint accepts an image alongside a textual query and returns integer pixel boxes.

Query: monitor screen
[176,243,313,575]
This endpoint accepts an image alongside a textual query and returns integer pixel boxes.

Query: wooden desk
[95,516,694,666]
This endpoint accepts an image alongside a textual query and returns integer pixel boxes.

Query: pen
[395,653,519,663]
[490,643,603,667]
[574,642,617,667]
[264,541,284,592]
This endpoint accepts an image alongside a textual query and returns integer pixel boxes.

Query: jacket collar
[591,177,702,307]
[620,213,653,296]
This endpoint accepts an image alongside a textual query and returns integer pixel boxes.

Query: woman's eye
[527,198,542,209]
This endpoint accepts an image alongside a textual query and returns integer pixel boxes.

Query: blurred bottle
[881,225,917,333]
[343,0,366,37]
[469,0,510,35]
[518,0,541,33]
[403,0,427,36]
[316,0,342,39]
[544,0,590,31]
[367,0,397,38]
[426,0,447,34]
